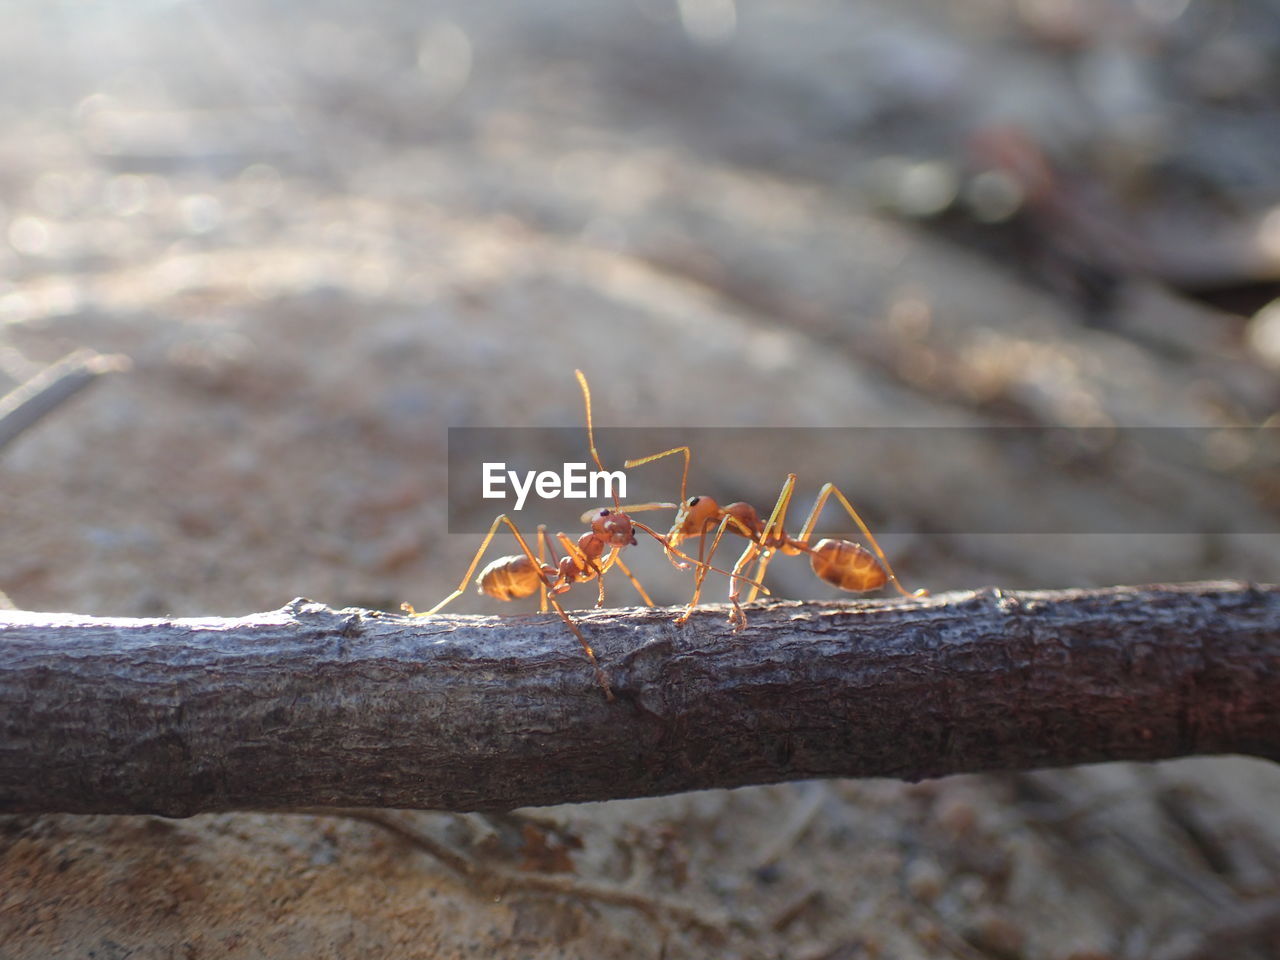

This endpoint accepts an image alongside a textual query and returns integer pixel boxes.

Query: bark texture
[0,581,1276,816]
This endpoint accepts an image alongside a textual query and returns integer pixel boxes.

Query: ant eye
[688,497,700,506]
[599,509,610,516]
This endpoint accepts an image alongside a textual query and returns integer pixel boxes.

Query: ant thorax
[574,531,605,561]
[723,502,765,539]
[671,497,765,544]
[587,508,637,547]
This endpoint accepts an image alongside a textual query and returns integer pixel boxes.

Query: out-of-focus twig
[0,348,130,452]
[1153,898,1280,960]
[297,808,730,940]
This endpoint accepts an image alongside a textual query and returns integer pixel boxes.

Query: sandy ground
[2,2,1279,957]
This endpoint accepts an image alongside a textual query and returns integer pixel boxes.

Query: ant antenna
[575,369,621,510]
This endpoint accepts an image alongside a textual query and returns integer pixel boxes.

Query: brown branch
[0,582,1276,816]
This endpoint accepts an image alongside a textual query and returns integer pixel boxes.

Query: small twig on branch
[0,582,1276,817]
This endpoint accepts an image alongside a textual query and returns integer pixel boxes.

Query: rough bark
[0,581,1276,816]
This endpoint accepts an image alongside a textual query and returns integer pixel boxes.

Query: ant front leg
[623,445,691,505]
[623,445,693,568]
[626,520,771,628]
[676,513,737,625]
[592,550,620,608]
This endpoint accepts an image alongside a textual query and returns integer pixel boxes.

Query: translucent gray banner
[446,426,1279,536]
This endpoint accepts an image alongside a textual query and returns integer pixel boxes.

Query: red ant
[623,445,926,631]
[403,372,766,700]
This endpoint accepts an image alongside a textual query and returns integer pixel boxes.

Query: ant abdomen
[809,538,888,592]
[476,554,549,601]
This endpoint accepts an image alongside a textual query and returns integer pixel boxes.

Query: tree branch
[1,582,1276,816]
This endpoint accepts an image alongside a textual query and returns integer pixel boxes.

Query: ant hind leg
[797,483,926,599]
[404,515,613,699]
[402,513,527,616]
[723,474,797,631]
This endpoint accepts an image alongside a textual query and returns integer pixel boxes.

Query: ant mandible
[622,443,927,632]
[402,371,766,700]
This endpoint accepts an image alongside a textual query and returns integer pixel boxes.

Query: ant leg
[717,474,799,631]
[742,474,798,605]
[575,370,621,511]
[405,515,612,699]
[544,524,563,564]
[629,519,769,631]
[622,445,692,568]
[796,483,926,598]
[552,531,579,564]
[610,553,655,607]
[545,590,614,700]
[403,513,530,616]
[698,509,766,610]
[536,524,549,614]
[677,514,737,624]
[592,549,620,607]
[545,538,617,695]
[726,540,764,632]
[543,534,615,695]
[628,520,770,595]
[623,446,692,505]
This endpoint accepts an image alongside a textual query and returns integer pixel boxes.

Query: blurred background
[2,1,1279,958]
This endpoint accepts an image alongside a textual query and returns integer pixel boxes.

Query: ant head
[668,495,721,543]
[588,507,637,547]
